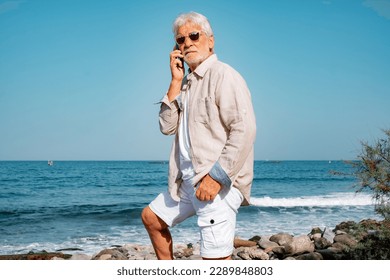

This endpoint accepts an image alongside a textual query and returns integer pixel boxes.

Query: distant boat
[48,160,54,166]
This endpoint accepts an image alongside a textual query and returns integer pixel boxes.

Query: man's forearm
[167,79,182,102]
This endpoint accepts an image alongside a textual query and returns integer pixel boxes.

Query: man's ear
[208,35,215,52]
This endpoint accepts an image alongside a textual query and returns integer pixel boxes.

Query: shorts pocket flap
[197,212,227,227]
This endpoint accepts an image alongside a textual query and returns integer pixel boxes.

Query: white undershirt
[177,90,196,186]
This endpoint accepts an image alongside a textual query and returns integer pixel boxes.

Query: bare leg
[141,206,173,260]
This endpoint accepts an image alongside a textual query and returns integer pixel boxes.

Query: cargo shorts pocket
[197,212,233,253]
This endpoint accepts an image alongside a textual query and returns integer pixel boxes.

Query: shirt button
[210,219,215,224]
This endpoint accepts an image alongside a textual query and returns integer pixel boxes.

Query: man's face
[176,22,214,71]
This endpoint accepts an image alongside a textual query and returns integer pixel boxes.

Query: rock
[121,244,158,260]
[188,254,202,260]
[269,233,293,246]
[316,248,343,260]
[173,243,202,260]
[70,253,92,260]
[236,249,252,260]
[173,250,187,259]
[329,242,348,252]
[232,248,241,260]
[311,233,322,240]
[236,247,269,260]
[313,236,332,250]
[0,252,71,260]
[92,248,128,260]
[335,221,357,233]
[258,236,279,250]
[98,254,112,260]
[248,235,261,242]
[143,254,157,260]
[294,252,323,260]
[234,238,257,248]
[272,246,286,256]
[249,249,269,260]
[310,227,323,235]
[333,234,357,248]
[284,235,314,256]
[182,248,193,258]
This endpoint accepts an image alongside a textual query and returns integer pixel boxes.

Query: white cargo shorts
[149,181,243,259]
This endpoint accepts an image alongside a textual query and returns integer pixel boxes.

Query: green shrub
[347,129,390,220]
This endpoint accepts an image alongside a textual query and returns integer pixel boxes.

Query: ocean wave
[250,192,374,207]
[253,176,353,183]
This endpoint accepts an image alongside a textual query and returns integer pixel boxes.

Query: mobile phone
[175,43,184,66]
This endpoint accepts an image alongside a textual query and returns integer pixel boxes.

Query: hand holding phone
[171,44,184,79]
[167,45,185,101]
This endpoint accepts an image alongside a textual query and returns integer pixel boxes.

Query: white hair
[172,12,214,37]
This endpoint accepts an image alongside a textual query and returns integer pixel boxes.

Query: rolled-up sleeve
[208,161,232,188]
[159,94,180,135]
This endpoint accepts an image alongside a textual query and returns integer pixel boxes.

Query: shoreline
[1,218,388,260]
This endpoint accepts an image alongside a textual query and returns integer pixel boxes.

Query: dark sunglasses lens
[189,32,199,41]
[176,36,185,44]
[176,32,199,44]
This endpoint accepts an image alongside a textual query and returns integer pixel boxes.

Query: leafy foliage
[339,219,390,260]
[347,129,390,220]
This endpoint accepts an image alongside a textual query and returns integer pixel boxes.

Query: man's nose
[183,36,193,47]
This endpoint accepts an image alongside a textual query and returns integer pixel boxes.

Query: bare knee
[141,206,155,228]
[141,206,168,231]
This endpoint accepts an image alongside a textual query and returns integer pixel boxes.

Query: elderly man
[141,12,256,260]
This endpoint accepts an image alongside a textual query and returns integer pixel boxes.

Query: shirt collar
[190,54,218,78]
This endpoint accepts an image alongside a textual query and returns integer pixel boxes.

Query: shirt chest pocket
[194,96,217,124]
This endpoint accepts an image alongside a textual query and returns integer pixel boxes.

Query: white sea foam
[250,192,374,207]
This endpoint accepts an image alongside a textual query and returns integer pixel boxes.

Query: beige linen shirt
[159,54,256,206]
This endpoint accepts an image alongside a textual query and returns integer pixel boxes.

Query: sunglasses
[175,31,200,45]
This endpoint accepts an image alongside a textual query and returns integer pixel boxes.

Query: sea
[0,160,381,256]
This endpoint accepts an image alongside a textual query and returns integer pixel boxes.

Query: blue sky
[0,0,389,161]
